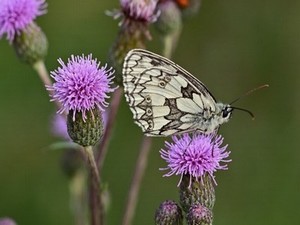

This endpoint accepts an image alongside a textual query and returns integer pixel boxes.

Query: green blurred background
[0,0,299,224]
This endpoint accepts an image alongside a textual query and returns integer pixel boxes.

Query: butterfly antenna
[230,84,269,105]
[231,106,255,120]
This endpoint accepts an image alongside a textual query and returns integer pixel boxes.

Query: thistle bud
[179,175,215,213]
[67,109,104,147]
[155,200,183,225]
[187,204,213,225]
[155,0,182,36]
[12,22,48,65]
[108,0,159,84]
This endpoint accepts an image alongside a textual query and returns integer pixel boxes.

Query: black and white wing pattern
[122,49,226,137]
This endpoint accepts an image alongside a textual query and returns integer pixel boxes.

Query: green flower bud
[155,200,183,225]
[179,174,215,213]
[155,1,182,36]
[67,108,104,147]
[187,204,213,225]
[109,21,148,85]
[13,22,48,65]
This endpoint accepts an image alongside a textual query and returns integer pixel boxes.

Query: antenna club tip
[251,117,255,121]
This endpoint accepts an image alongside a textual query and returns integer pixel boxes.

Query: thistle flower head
[155,200,183,225]
[0,0,47,43]
[160,133,231,186]
[120,0,159,23]
[48,55,116,121]
[187,204,213,225]
[0,218,17,225]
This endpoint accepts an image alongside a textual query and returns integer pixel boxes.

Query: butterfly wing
[122,49,217,136]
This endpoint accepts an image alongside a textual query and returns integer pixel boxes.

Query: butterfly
[122,49,234,137]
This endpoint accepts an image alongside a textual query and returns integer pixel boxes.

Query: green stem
[162,27,182,58]
[32,60,52,87]
[32,60,62,111]
[83,146,103,225]
[122,136,152,225]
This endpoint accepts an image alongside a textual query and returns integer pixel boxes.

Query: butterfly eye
[222,107,232,118]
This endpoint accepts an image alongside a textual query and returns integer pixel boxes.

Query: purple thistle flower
[0,218,17,225]
[160,133,231,186]
[120,0,159,23]
[0,0,47,43]
[48,55,116,121]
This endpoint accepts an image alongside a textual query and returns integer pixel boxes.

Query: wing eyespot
[146,108,153,116]
[145,95,152,103]
[164,75,171,82]
[147,120,154,130]
[159,80,166,88]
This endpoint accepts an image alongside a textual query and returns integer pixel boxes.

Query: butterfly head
[214,103,233,127]
[221,105,233,121]
[218,103,255,124]
[201,103,233,134]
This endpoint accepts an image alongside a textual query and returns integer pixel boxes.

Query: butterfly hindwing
[123,49,218,136]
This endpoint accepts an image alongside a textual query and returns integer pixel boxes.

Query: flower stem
[83,146,103,225]
[33,60,52,86]
[122,136,152,225]
[96,87,123,173]
[162,28,181,58]
[32,60,62,110]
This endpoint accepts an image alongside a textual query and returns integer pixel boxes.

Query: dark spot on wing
[150,59,161,66]
[181,84,196,98]
[163,99,182,120]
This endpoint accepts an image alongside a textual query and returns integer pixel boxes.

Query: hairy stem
[83,146,103,225]
[122,136,152,225]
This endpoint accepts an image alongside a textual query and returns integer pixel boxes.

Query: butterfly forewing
[122,49,218,136]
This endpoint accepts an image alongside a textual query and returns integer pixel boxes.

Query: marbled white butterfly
[122,49,234,137]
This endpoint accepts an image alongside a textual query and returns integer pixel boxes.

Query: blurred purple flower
[51,114,70,141]
[120,0,159,22]
[160,133,231,186]
[0,218,17,225]
[0,0,47,42]
[47,55,116,121]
